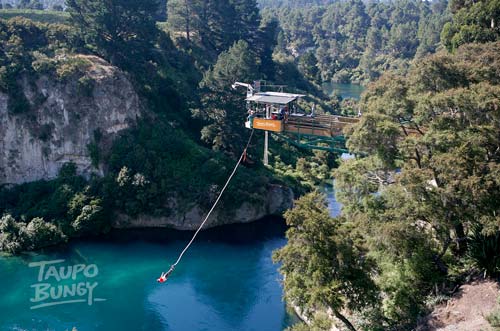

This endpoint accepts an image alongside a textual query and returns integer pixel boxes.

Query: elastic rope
[167,130,255,271]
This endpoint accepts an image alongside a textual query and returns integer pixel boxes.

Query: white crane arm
[231,82,254,97]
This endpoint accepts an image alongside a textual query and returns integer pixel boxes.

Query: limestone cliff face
[0,55,140,185]
[114,184,294,230]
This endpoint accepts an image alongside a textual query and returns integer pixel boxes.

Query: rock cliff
[114,184,294,230]
[0,55,141,184]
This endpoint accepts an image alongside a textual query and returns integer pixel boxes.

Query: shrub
[487,298,500,330]
[0,162,109,253]
[467,225,500,276]
[0,214,65,253]
[21,217,66,250]
[68,194,106,234]
[55,56,92,81]
[0,214,25,253]
[32,50,56,74]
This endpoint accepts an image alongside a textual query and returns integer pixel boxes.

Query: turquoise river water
[0,187,340,331]
[323,82,366,100]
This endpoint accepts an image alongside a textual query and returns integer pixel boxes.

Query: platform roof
[246,92,305,105]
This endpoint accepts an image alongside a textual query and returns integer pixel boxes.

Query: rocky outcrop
[0,55,140,185]
[113,184,294,230]
[417,279,500,331]
[291,304,341,331]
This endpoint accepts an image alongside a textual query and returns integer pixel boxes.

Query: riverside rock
[114,184,294,230]
[0,55,141,184]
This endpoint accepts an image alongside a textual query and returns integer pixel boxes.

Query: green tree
[298,51,320,84]
[268,0,450,84]
[0,215,65,253]
[22,217,66,250]
[194,40,259,157]
[255,16,279,80]
[274,191,379,331]
[441,0,500,51]
[335,41,500,326]
[67,0,158,68]
[68,193,106,234]
[0,214,25,254]
[167,0,261,57]
[166,0,202,43]
[197,0,238,54]
[416,0,451,58]
[229,0,261,43]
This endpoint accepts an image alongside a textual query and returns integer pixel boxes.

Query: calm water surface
[0,219,299,331]
[0,190,341,331]
[323,82,366,100]
[323,182,342,218]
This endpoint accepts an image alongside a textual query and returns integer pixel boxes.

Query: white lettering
[84,264,98,278]
[29,260,65,282]
[30,283,51,302]
[44,266,61,282]
[29,260,106,310]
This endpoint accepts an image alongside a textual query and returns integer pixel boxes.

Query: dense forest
[266,0,451,83]
[0,0,499,330]
[274,1,500,330]
[258,0,336,8]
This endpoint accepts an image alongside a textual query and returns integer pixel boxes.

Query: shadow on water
[94,215,288,245]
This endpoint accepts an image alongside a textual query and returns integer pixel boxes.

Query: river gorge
[0,83,357,331]
[0,182,339,331]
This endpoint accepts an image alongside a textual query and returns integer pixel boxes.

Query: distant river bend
[323,82,366,100]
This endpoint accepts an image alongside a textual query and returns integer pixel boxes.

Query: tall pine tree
[193,40,259,157]
[229,0,261,43]
[67,0,158,68]
[167,0,202,43]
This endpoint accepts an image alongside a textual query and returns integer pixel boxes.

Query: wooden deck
[284,114,360,137]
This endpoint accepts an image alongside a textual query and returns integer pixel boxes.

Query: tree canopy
[264,0,451,83]
[166,0,262,57]
[278,41,500,331]
[194,40,259,156]
[274,191,379,331]
[441,0,500,51]
[67,0,158,68]
[339,41,500,328]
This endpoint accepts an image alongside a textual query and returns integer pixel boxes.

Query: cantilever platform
[284,114,359,137]
[246,114,360,153]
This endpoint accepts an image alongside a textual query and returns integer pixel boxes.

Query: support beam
[272,132,350,154]
[263,104,271,166]
[264,131,269,165]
